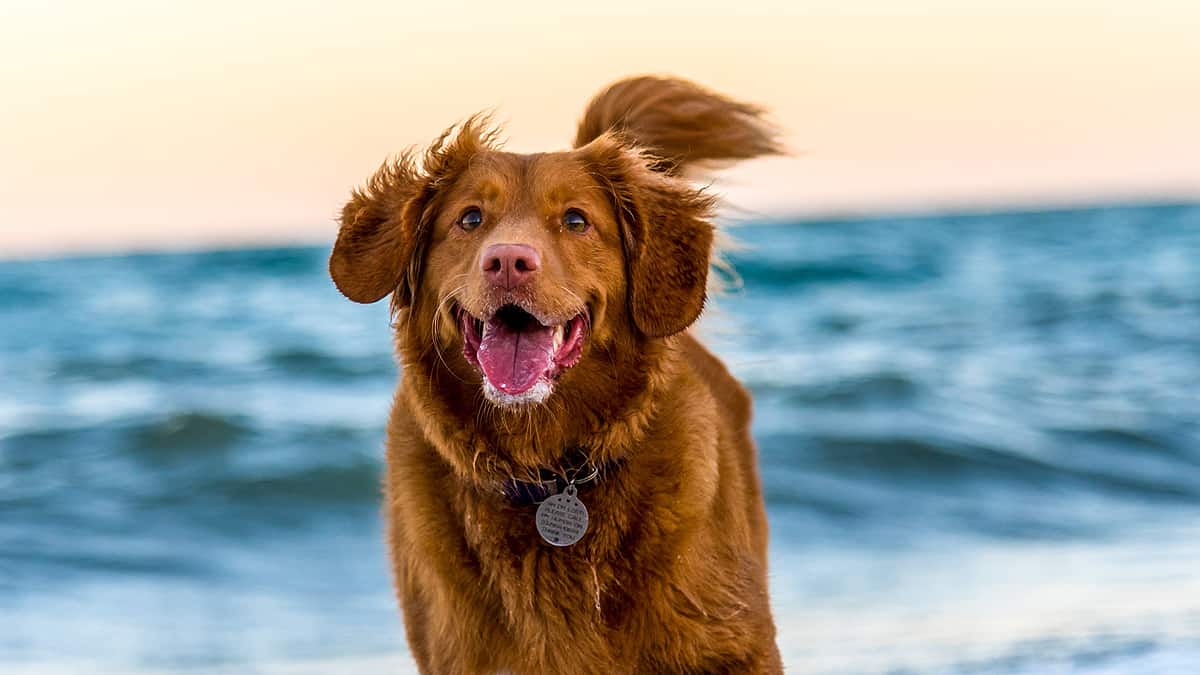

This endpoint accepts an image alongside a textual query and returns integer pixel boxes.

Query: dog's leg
[697,647,785,675]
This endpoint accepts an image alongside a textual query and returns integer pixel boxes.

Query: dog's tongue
[477,317,556,395]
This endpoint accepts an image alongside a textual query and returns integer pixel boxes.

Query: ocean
[2,202,1199,674]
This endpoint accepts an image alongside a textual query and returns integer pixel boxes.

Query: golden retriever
[330,75,783,673]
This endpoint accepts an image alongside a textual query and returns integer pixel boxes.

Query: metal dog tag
[535,484,589,547]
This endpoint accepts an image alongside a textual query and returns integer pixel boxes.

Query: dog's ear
[579,134,717,338]
[330,116,498,307]
[330,156,426,304]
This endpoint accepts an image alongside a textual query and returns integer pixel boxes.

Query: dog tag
[535,484,589,547]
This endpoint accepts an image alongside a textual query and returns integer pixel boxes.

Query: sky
[1,0,1198,257]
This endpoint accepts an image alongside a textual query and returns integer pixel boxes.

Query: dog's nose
[481,244,540,289]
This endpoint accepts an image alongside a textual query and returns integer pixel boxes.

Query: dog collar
[500,446,609,506]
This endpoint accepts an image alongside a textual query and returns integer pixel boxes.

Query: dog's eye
[563,209,589,233]
[459,208,483,231]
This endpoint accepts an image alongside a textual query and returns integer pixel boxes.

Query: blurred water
[2,203,1199,674]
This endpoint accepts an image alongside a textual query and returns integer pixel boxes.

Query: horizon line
[4,196,1196,265]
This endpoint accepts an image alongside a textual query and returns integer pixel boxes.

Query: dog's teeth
[552,325,564,350]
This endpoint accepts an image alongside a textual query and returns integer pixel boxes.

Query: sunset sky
[1,0,1198,257]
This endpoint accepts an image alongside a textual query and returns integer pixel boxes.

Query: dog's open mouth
[460,304,588,400]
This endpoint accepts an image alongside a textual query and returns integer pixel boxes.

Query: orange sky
[2,0,1198,257]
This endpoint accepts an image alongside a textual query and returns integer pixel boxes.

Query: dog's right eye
[459,208,483,231]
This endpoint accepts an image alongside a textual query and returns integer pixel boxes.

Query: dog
[330,75,783,673]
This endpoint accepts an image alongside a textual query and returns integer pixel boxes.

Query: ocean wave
[753,372,921,407]
[126,411,256,456]
[2,412,252,456]
[1047,426,1200,465]
[728,256,938,290]
[204,458,382,505]
[758,430,1200,506]
[2,411,384,514]
[265,347,394,379]
[51,354,218,382]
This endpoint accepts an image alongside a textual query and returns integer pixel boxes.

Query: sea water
[2,203,1199,673]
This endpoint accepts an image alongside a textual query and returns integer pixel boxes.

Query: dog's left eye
[563,209,589,233]
[459,208,483,231]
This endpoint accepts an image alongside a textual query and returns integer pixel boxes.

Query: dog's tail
[574,75,781,175]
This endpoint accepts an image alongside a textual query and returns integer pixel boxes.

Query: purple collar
[499,447,613,506]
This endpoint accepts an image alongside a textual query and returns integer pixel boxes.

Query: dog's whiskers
[429,282,468,383]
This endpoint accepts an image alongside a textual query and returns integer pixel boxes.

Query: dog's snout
[481,243,540,289]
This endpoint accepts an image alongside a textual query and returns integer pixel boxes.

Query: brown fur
[576,76,781,175]
[330,75,783,673]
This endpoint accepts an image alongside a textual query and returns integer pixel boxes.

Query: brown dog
[330,76,783,673]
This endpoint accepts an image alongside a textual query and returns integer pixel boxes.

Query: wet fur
[330,76,783,673]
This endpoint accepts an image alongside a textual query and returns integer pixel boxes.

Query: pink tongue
[477,317,556,395]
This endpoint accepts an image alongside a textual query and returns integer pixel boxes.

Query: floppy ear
[580,134,717,338]
[330,115,499,306]
[330,155,426,304]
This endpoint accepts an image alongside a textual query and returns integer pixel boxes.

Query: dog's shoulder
[676,331,752,431]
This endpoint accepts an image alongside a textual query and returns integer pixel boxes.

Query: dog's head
[330,77,776,409]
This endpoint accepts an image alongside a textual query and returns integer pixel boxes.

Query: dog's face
[329,119,715,408]
[423,151,625,405]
